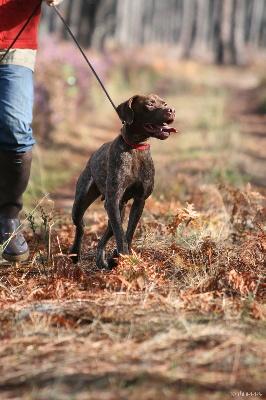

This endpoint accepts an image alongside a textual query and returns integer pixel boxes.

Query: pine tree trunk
[40,0,266,65]
[180,0,197,58]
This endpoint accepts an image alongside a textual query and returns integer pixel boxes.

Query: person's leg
[0,65,35,262]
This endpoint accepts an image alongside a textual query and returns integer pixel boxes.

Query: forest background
[42,0,266,65]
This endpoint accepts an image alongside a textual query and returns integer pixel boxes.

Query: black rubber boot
[0,150,32,262]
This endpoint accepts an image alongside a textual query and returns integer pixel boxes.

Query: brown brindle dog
[70,94,176,268]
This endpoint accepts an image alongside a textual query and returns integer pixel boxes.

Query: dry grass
[0,184,265,400]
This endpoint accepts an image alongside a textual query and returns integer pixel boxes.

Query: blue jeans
[0,64,36,154]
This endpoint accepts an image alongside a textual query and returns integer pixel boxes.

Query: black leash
[0,0,43,63]
[53,5,119,117]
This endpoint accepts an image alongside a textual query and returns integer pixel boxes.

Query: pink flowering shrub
[33,38,111,145]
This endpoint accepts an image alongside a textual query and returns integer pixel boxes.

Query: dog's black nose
[167,108,175,115]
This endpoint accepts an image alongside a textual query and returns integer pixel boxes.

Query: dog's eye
[147,102,154,107]
[164,102,167,107]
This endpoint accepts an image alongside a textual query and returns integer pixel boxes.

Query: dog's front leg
[95,203,126,269]
[105,197,129,257]
[126,198,145,250]
[96,220,113,269]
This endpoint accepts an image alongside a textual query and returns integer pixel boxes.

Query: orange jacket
[0,0,42,49]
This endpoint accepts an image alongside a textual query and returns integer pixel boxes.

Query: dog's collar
[123,137,150,151]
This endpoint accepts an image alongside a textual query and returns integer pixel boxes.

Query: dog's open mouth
[144,122,177,140]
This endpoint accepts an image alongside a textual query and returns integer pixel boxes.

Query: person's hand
[44,0,64,6]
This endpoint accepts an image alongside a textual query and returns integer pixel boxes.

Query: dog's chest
[119,150,155,198]
[121,150,154,177]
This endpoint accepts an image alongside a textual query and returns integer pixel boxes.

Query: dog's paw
[70,256,79,264]
[107,249,119,270]
[107,257,118,270]
[69,254,79,264]
[96,252,109,270]
[95,261,109,270]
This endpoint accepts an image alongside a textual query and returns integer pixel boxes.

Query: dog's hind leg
[70,171,100,263]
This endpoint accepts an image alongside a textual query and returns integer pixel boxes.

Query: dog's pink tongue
[144,123,176,134]
[162,125,177,133]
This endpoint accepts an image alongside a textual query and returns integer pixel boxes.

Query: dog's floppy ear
[116,95,140,124]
